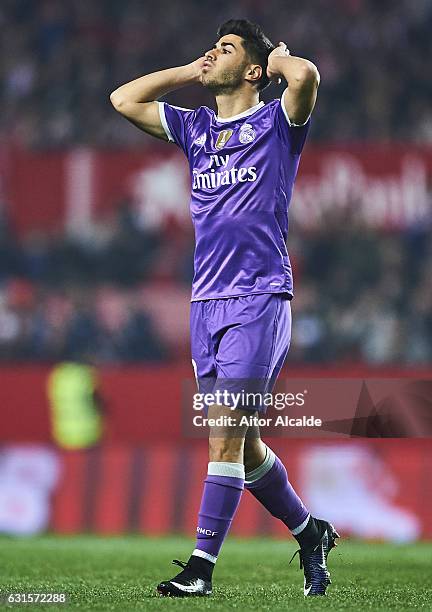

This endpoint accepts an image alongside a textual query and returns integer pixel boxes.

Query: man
[110,19,339,597]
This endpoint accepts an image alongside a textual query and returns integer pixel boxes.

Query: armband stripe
[157,101,174,142]
[280,88,310,127]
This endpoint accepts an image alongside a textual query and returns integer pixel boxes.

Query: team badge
[194,133,206,146]
[215,129,233,150]
[239,123,256,144]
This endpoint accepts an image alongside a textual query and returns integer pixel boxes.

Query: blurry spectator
[1,211,431,365]
[117,302,167,362]
[289,284,329,363]
[63,291,101,361]
[1,0,432,147]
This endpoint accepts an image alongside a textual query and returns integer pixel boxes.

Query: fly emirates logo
[192,154,257,191]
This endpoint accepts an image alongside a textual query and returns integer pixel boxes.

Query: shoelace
[289,548,303,569]
[172,559,190,570]
[289,544,320,571]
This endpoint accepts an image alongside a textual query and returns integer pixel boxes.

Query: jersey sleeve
[272,89,311,155]
[157,101,194,156]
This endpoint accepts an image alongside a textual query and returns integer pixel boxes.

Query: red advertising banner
[0,441,430,539]
[1,365,432,444]
[0,366,431,539]
[48,440,430,540]
[2,145,432,236]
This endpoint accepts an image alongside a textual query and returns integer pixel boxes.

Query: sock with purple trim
[189,461,244,579]
[244,444,313,538]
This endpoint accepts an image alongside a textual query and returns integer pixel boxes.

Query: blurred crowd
[1,0,431,366]
[1,0,432,148]
[287,213,432,366]
[1,201,431,366]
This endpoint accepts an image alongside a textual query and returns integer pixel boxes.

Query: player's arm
[109,58,205,140]
[267,42,320,126]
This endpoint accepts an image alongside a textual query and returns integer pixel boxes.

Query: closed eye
[212,43,233,54]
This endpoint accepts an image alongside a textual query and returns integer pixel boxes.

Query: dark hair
[217,19,275,91]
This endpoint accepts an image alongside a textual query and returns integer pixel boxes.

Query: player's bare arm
[267,42,320,125]
[109,58,205,139]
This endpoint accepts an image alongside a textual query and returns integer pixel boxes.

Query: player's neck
[215,90,260,120]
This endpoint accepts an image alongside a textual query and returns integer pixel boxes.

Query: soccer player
[110,19,339,597]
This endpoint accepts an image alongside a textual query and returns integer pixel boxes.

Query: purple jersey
[158,93,310,301]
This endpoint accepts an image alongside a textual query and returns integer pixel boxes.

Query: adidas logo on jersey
[194,134,206,146]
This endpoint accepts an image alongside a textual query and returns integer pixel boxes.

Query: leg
[190,403,249,565]
[243,425,266,472]
[208,403,248,463]
[189,293,292,567]
[240,297,312,535]
[157,403,250,597]
[243,433,340,597]
[244,426,310,533]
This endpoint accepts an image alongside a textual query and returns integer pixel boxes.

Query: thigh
[267,297,292,392]
[190,300,217,394]
[216,294,290,378]
[212,293,292,410]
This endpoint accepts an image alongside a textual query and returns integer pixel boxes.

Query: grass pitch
[0,535,431,611]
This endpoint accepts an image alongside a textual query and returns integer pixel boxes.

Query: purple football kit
[158,93,310,409]
[153,87,337,595]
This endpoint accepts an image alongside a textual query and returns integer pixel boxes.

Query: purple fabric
[191,293,291,412]
[161,99,310,302]
[245,456,309,530]
[195,474,244,559]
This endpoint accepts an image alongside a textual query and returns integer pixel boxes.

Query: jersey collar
[215,101,265,123]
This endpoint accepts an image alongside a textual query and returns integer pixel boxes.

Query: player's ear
[245,64,262,85]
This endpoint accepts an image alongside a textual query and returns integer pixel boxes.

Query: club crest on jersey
[194,133,206,146]
[215,129,233,150]
[239,123,256,144]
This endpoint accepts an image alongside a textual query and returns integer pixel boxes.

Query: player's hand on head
[267,42,290,84]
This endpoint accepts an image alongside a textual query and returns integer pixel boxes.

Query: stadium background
[0,0,431,546]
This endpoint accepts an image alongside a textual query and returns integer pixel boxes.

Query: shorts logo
[239,123,256,144]
[194,133,206,146]
[215,129,233,150]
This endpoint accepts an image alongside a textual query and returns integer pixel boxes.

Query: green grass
[0,536,431,611]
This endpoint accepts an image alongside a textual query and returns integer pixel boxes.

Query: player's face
[201,34,250,93]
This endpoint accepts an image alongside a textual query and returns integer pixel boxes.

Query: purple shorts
[190,293,291,413]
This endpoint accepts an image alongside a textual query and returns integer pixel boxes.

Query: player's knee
[207,404,248,462]
[209,435,245,463]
